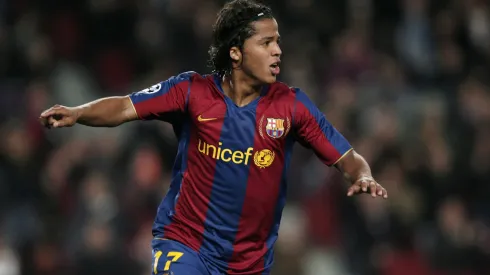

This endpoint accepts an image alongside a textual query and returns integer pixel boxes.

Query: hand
[39,104,80,128]
[347,176,388,199]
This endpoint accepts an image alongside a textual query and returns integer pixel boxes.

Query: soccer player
[39,0,388,274]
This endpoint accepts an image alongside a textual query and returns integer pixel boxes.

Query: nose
[272,43,282,56]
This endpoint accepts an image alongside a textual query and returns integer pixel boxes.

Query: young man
[40,0,388,274]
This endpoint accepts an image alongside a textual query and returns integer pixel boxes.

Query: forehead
[250,18,279,38]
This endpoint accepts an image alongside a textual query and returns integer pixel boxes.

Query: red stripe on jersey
[133,81,189,120]
[295,101,341,165]
[227,93,295,274]
[163,95,228,251]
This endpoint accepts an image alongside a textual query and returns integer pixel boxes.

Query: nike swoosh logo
[197,115,217,122]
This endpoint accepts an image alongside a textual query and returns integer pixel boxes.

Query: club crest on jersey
[266,118,284,138]
[259,116,290,139]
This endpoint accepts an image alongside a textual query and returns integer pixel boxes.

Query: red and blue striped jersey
[129,72,352,274]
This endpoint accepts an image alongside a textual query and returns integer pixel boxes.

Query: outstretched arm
[40,96,137,128]
[39,71,195,129]
[293,88,387,199]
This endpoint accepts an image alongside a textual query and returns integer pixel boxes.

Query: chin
[261,75,277,84]
[249,72,277,85]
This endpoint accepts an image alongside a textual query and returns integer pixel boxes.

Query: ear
[230,46,242,64]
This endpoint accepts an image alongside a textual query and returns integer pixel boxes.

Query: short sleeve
[293,88,353,166]
[129,71,194,121]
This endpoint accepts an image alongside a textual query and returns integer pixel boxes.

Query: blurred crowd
[1,0,490,274]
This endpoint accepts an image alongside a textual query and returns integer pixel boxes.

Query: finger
[39,117,50,128]
[40,110,51,118]
[347,184,361,196]
[41,106,67,118]
[52,120,63,128]
[382,188,388,199]
[370,181,377,197]
[361,180,369,192]
[40,106,59,117]
[41,109,59,118]
[376,184,383,196]
[54,117,75,128]
[48,116,58,125]
[52,118,71,128]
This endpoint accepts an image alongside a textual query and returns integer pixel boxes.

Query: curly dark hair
[208,0,274,77]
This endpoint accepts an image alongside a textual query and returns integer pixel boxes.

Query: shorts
[151,238,271,275]
[151,238,219,275]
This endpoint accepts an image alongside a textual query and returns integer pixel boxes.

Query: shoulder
[268,81,308,102]
[291,87,313,105]
[167,71,213,91]
[166,71,219,83]
[268,83,319,119]
[171,71,201,82]
[178,72,219,87]
[185,73,221,106]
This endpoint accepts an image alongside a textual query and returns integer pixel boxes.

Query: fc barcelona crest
[259,116,291,139]
[266,118,285,138]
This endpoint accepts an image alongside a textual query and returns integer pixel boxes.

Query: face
[230,18,282,85]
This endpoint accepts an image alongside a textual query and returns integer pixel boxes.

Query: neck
[221,72,263,107]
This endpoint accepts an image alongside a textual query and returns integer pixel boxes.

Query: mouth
[270,61,281,75]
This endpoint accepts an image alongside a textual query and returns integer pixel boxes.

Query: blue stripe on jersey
[152,118,192,236]
[199,106,258,268]
[151,81,193,237]
[130,71,194,104]
[171,78,193,207]
[263,134,295,268]
[294,88,351,154]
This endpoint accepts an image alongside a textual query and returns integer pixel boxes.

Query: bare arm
[335,150,388,198]
[76,96,138,126]
[40,96,138,128]
[335,150,372,183]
